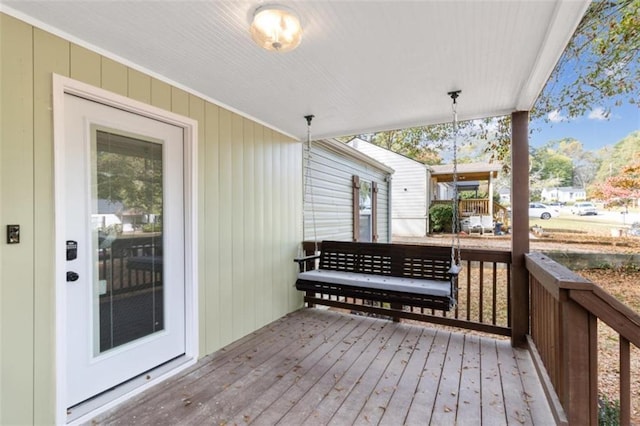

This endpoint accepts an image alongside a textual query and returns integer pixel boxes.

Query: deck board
[403,329,450,425]
[327,324,411,425]
[379,327,435,426]
[300,321,398,425]
[456,334,482,425]
[429,331,464,425]
[93,309,555,425]
[496,340,534,425]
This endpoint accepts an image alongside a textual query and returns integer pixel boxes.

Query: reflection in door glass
[92,129,164,355]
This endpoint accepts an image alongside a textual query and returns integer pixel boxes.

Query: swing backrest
[319,241,453,281]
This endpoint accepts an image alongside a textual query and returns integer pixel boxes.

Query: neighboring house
[498,188,511,205]
[349,138,429,237]
[304,139,393,243]
[429,163,501,202]
[541,186,587,203]
[349,139,503,236]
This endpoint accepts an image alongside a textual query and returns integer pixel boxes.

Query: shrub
[598,394,620,426]
[142,222,162,233]
[429,204,453,233]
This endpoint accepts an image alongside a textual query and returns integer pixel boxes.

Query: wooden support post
[511,111,530,347]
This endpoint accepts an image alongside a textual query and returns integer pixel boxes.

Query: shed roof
[316,139,395,174]
[430,162,501,182]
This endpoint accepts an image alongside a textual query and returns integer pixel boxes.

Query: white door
[62,93,186,408]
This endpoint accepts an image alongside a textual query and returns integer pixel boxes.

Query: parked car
[571,202,597,216]
[528,203,560,220]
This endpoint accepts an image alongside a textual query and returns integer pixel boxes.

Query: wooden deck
[93,309,555,425]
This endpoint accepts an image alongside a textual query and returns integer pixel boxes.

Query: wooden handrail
[570,287,640,348]
[526,252,639,425]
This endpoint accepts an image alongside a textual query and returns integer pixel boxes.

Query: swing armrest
[294,254,321,272]
[447,264,462,276]
[294,254,321,263]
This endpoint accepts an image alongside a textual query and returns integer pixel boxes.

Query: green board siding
[0,12,302,424]
[33,27,70,425]
[1,15,35,425]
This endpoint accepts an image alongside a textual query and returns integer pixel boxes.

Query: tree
[475,0,638,169]
[590,156,640,208]
[555,138,600,188]
[97,144,163,216]
[498,0,639,170]
[593,131,640,181]
[530,143,574,187]
[363,125,447,165]
[535,0,639,121]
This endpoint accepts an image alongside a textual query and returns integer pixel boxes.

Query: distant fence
[543,251,640,269]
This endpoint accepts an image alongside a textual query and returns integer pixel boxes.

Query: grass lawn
[529,213,636,235]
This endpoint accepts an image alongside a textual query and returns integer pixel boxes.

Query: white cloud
[547,110,565,123]
[588,107,609,121]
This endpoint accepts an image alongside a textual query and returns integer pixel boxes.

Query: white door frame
[52,74,199,424]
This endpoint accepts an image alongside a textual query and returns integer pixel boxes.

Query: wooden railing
[526,252,640,425]
[432,198,490,216]
[431,198,509,222]
[493,201,510,227]
[99,233,163,294]
[301,241,512,336]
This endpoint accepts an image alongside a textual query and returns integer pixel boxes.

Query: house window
[352,176,378,242]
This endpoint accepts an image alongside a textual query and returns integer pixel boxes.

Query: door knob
[67,271,79,282]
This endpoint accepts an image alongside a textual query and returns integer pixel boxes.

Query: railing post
[560,289,598,425]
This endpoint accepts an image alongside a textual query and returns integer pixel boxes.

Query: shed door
[62,93,186,408]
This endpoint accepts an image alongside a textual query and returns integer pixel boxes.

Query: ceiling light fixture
[250,5,302,52]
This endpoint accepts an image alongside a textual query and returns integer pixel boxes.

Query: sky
[529,101,640,151]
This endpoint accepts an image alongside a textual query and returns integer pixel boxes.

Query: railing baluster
[620,336,630,425]
[478,261,484,323]
[507,263,511,327]
[466,260,471,321]
[492,262,497,325]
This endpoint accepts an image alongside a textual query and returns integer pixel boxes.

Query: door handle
[67,271,79,282]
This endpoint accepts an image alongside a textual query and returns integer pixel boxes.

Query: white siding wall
[303,140,391,243]
[349,139,427,237]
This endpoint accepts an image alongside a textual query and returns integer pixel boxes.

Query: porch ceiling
[3,1,589,140]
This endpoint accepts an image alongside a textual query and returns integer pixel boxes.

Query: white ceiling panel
[2,0,589,140]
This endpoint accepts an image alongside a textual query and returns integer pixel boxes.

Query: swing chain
[303,115,319,254]
[449,91,461,268]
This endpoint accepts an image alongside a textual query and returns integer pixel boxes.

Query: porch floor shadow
[92,308,555,425]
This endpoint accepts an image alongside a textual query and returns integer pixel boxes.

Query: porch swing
[294,92,463,314]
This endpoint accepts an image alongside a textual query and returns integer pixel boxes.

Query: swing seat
[295,241,459,313]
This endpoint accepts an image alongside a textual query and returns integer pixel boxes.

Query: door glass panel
[91,128,164,355]
[359,180,372,242]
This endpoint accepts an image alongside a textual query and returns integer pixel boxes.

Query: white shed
[349,138,428,237]
[304,139,394,243]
